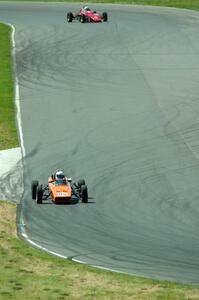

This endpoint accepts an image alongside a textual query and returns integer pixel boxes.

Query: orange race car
[31,170,88,204]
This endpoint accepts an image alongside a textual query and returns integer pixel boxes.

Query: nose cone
[53,184,72,197]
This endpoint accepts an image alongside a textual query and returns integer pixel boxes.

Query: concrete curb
[0,147,23,203]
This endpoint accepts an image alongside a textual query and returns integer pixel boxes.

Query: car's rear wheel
[80,14,86,23]
[31,180,39,200]
[81,185,88,203]
[67,12,73,22]
[36,185,43,204]
[102,12,108,22]
[77,179,85,188]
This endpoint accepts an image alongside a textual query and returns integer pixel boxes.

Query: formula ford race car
[31,175,88,204]
[67,6,108,23]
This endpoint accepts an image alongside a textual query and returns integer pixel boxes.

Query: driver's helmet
[83,5,90,11]
[55,170,65,181]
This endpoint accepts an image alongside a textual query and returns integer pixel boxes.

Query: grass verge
[0,23,18,150]
[0,0,199,11]
[91,0,199,10]
[1,2,199,298]
[1,201,199,300]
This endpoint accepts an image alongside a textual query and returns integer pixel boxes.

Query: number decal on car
[57,192,68,197]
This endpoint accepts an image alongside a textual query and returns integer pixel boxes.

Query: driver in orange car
[51,170,68,185]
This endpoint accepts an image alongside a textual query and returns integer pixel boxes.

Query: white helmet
[83,5,90,11]
[55,170,65,181]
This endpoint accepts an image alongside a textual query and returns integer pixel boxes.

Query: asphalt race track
[1,2,199,283]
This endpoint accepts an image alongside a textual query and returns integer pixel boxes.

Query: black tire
[80,14,86,23]
[77,179,85,188]
[81,185,88,203]
[102,12,108,22]
[67,12,73,22]
[36,185,43,204]
[31,180,38,200]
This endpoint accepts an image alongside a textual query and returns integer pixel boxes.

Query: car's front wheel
[36,185,43,204]
[67,12,73,22]
[81,185,88,203]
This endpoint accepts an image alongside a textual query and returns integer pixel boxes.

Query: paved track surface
[1,2,199,283]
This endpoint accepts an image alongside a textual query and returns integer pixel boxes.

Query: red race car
[67,5,108,23]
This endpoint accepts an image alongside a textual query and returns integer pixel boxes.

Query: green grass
[0,24,18,150]
[93,0,199,10]
[1,1,199,298]
[1,201,199,300]
[0,0,199,11]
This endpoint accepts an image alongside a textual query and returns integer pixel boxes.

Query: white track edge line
[8,23,26,157]
[6,22,69,260]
